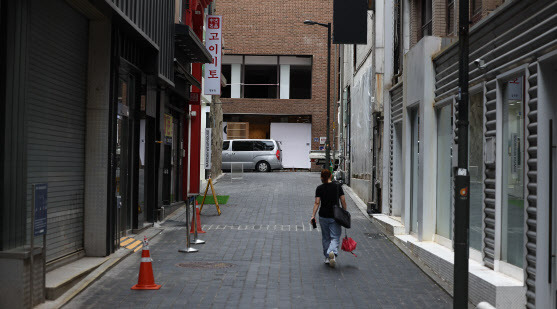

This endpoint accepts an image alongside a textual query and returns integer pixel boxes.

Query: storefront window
[502,76,525,267]
[436,104,452,239]
[469,92,484,250]
[411,108,420,234]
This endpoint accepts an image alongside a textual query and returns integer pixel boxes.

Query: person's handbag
[333,183,351,228]
[341,229,357,256]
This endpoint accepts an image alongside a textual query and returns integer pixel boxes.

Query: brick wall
[215,0,335,165]
[432,0,447,37]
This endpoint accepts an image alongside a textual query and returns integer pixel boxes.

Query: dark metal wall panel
[27,0,88,262]
[109,0,174,84]
[1,0,28,250]
[432,1,556,306]
[433,0,557,101]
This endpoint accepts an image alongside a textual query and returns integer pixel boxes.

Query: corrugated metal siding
[483,78,496,269]
[525,62,538,309]
[432,5,556,305]
[27,0,88,262]
[110,0,174,83]
[389,83,403,214]
[391,83,403,124]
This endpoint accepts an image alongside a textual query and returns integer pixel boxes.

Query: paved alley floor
[66,172,451,308]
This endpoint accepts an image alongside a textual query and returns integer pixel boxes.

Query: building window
[290,65,312,99]
[471,0,483,24]
[394,0,403,78]
[469,92,484,251]
[222,55,312,99]
[420,0,432,39]
[446,0,455,36]
[436,103,453,240]
[221,64,231,98]
[244,64,278,98]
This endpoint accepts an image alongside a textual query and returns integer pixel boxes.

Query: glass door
[501,76,525,267]
[116,77,132,238]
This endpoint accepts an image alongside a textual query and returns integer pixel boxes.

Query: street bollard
[191,200,205,245]
[179,198,198,253]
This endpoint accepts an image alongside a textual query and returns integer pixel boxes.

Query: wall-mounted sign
[204,128,212,169]
[506,77,523,101]
[34,183,48,236]
[313,137,319,143]
[319,146,325,151]
[204,15,222,96]
[164,114,173,145]
[320,137,326,145]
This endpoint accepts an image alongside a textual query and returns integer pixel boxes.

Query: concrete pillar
[84,19,111,256]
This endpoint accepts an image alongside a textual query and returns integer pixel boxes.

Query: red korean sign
[203,15,222,96]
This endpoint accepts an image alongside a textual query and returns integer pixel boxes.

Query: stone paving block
[66,173,451,308]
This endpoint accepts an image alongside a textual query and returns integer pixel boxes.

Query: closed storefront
[26,0,88,262]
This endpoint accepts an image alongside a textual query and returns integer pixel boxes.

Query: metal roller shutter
[26,0,88,262]
[389,83,403,214]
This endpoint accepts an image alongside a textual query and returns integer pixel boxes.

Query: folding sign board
[333,0,368,44]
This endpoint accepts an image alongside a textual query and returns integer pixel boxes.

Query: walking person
[311,169,347,267]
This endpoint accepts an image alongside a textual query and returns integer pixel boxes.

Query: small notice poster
[204,128,212,169]
[34,183,47,236]
[164,114,173,145]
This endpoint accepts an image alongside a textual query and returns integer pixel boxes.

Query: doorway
[116,77,134,238]
[410,107,420,234]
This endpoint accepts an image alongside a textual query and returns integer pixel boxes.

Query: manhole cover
[364,232,387,239]
[176,262,235,269]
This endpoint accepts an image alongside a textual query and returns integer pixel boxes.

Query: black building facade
[0,0,211,307]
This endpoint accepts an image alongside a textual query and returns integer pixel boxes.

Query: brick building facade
[215,0,335,171]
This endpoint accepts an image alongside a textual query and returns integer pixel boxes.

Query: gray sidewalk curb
[342,184,466,306]
[35,206,188,309]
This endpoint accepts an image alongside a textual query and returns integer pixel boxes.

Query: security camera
[474,58,486,70]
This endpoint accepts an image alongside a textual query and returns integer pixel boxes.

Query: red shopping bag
[341,230,357,257]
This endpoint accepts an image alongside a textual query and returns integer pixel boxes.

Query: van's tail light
[276,149,281,161]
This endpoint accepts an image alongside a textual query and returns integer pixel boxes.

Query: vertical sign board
[204,15,222,95]
[204,128,212,169]
[34,183,47,236]
[333,0,368,44]
[164,114,173,145]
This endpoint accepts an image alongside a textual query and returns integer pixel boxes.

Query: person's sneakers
[324,258,330,264]
[328,251,336,268]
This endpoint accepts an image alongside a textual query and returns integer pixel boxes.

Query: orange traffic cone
[190,201,206,234]
[131,236,161,290]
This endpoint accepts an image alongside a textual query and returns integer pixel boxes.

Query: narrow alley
[66,173,451,308]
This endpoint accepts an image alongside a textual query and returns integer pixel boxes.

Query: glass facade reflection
[469,92,484,250]
[502,76,525,267]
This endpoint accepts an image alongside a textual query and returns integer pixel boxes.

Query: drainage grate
[364,232,387,239]
[176,262,235,269]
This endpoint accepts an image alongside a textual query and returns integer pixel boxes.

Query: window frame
[221,55,312,100]
[494,64,530,282]
[420,0,433,40]
[446,0,455,36]
[231,140,254,152]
